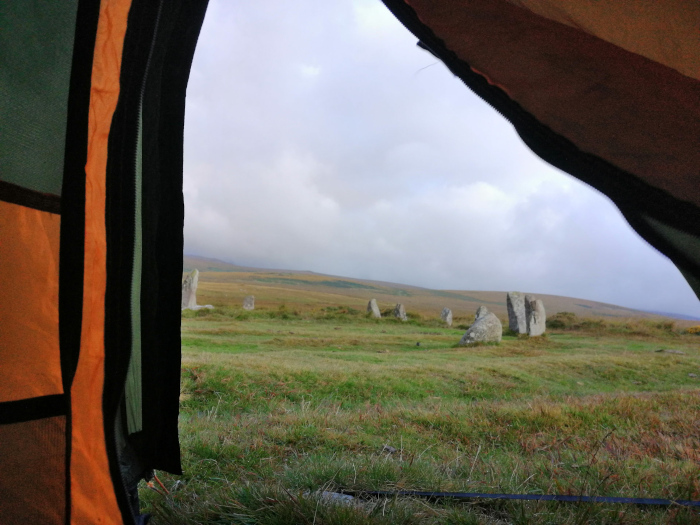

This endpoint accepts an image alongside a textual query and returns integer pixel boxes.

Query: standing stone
[459,306,502,345]
[181,269,199,309]
[367,298,381,318]
[440,307,453,327]
[507,292,527,334]
[243,295,255,311]
[394,303,408,321]
[525,295,546,336]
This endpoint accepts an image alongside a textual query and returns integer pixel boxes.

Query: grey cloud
[183,0,700,317]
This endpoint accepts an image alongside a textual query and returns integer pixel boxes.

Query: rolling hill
[183,254,688,321]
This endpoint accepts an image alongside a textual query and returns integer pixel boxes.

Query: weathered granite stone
[459,306,502,345]
[394,303,408,321]
[507,292,527,334]
[243,295,255,311]
[367,298,381,318]
[440,307,453,327]
[181,269,199,310]
[525,295,546,336]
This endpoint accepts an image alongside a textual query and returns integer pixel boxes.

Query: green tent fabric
[0,0,698,523]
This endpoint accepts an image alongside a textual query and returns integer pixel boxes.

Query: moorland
[142,258,700,524]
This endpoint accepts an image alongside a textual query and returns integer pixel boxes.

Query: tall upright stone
[243,295,255,311]
[181,269,199,309]
[367,298,381,318]
[394,303,408,321]
[458,306,502,345]
[507,292,527,334]
[441,307,453,327]
[525,295,546,336]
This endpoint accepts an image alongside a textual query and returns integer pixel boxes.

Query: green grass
[142,310,700,524]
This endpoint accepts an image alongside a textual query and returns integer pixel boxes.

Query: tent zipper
[125,0,163,436]
[119,1,164,522]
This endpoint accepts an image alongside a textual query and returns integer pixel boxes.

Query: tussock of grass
[548,312,678,337]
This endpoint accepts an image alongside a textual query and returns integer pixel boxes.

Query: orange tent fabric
[0,0,208,522]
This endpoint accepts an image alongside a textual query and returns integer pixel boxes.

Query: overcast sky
[182,0,700,318]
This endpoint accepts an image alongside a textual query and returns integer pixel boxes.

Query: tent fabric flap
[382,0,700,296]
[0,0,209,523]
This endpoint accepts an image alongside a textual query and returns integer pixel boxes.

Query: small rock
[303,491,355,505]
[190,304,214,311]
[689,373,698,378]
[655,349,685,355]
[319,491,354,504]
[382,444,397,454]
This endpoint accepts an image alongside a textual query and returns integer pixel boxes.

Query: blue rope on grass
[340,490,700,507]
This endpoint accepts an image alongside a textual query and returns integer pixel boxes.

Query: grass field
[140,299,700,524]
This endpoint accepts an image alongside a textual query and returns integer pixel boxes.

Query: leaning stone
[441,307,453,327]
[181,269,199,310]
[243,295,255,311]
[507,292,527,334]
[525,295,546,336]
[394,303,408,321]
[459,307,502,345]
[367,298,381,318]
